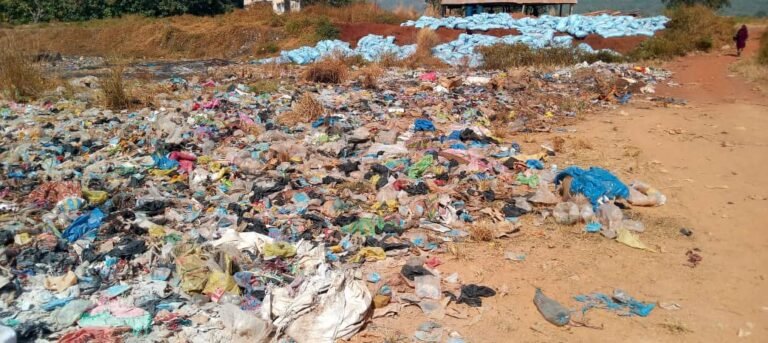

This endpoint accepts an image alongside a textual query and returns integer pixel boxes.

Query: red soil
[577,35,650,54]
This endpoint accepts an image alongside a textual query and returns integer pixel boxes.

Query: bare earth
[351,31,768,342]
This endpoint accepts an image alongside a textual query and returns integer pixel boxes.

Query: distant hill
[381,0,768,16]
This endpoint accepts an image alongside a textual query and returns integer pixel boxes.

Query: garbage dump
[261,35,417,65]
[261,33,618,67]
[402,13,670,38]
[0,61,670,341]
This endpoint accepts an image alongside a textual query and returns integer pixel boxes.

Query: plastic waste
[555,166,630,208]
[580,203,595,222]
[278,269,372,342]
[415,275,442,300]
[407,154,434,179]
[54,299,93,327]
[616,228,655,252]
[414,119,436,132]
[553,202,580,225]
[621,219,646,233]
[597,203,623,239]
[628,181,667,206]
[529,183,559,205]
[414,321,443,342]
[574,289,655,317]
[0,325,15,343]
[220,303,272,343]
[534,288,570,326]
[62,208,105,242]
[78,311,152,334]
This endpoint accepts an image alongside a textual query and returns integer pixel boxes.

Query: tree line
[0,0,733,24]
[0,0,245,24]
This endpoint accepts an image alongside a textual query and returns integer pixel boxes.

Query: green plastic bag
[342,217,385,236]
[517,173,540,188]
[78,312,153,334]
[407,154,434,179]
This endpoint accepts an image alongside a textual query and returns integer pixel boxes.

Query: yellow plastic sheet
[263,242,296,258]
[176,253,209,293]
[350,247,386,263]
[616,228,656,252]
[202,256,240,296]
[82,189,108,205]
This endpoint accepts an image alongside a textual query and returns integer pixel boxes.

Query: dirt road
[354,31,768,343]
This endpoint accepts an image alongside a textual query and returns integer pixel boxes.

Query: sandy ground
[350,31,768,342]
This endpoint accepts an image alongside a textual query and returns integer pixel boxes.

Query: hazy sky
[379,0,768,16]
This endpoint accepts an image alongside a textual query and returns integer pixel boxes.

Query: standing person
[734,25,749,57]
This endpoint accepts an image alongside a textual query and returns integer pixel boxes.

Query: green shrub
[266,14,286,28]
[694,37,714,51]
[256,42,279,55]
[285,18,313,35]
[314,18,340,40]
[630,5,735,60]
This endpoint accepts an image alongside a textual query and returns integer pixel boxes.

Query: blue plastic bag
[414,119,436,132]
[574,289,655,317]
[152,154,179,170]
[526,159,544,170]
[63,208,105,242]
[554,166,629,208]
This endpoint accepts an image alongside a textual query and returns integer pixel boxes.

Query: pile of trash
[431,34,619,67]
[260,13,666,66]
[262,35,417,65]
[260,32,617,67]
[0,64,668,342]
[403,13,670,38]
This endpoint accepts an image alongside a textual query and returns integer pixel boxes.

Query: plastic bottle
[534,289,570,326]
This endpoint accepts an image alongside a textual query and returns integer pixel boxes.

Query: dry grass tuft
[278,93,324,125]
[415,28,440,56]
[758,29,768,66]
[0,4,414,61]
[479,44,622,70]
[572,139,594,150]
[400,28,446,68]
[469,220,495,242]
[303,58,348,84]
[377,53,405,69]
[249,79,280,94]
[0,40,47,101]
[424,4,442,18]
[355,65,384,89]
[730,58,768,93]
[102,65,130,110]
